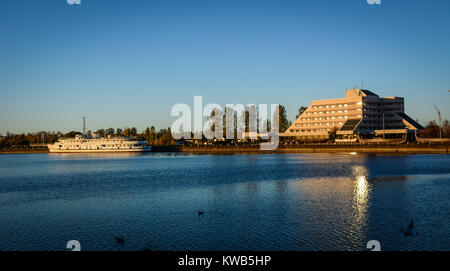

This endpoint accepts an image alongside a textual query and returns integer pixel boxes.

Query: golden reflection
[356,176,368,208]
[352,166,370,224]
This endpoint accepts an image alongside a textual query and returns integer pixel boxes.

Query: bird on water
[401,219,417,237]
[115,236,125,244]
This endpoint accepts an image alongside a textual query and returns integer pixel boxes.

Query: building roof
[396,112,424,130]
[339,118,362,131]
[360,89,379,97]
[345,88,379,98]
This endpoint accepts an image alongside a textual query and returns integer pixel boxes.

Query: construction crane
[434,102,442,142]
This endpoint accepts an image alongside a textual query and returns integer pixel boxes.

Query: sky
[0,0,449,135]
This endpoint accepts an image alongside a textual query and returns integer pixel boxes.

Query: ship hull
[47,147,152,153]
[47,137,152,153]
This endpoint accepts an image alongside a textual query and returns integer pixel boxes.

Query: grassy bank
[1,144,448,154]
[0,146,49,154]
[180,143,450,154]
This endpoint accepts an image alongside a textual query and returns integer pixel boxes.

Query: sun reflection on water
[352,165,370,225]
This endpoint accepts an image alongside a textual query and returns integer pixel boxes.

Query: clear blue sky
[0,0,449,135]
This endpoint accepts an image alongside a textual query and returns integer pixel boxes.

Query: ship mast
[83,116,86,136]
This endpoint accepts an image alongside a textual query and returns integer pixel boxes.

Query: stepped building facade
[282,88,423,141]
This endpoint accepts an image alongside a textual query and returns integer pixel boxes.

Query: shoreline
[1,144,449,154]
[180,145,449,154]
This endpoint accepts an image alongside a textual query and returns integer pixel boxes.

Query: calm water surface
[0,153,449,251]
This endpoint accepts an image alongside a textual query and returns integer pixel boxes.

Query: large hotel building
[282,88,423,141]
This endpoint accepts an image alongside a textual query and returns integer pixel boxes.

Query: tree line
[0,127,176,147]
[1,106,448,148]
[419,120,450,138]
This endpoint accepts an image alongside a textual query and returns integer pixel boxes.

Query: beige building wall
[283,89,405,139]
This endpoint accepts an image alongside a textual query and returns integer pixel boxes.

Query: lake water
[0,153,448,251]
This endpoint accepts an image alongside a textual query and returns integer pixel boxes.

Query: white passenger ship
[48,134,152,153]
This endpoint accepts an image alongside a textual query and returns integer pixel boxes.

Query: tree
[328,126,339,141]
[130,127,137,137]
[419,120,441,138]
[278,105,290,133]
[150,126,156,144]
[64,131,82,138]
[105,128,115,136]
[223,106,237,140]
[296,106,308,119]
[116,128,123,136]
[123,128,131,137]
[164,127,175,145]
[443,119,450,138]
[144,127,151,142]
[96,129,106,137]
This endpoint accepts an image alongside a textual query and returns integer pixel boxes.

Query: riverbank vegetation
[1,110,448,150]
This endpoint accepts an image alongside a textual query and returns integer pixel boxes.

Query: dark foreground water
[0,153,448,251]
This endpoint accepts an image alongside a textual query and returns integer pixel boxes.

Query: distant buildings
[282,88,423,141]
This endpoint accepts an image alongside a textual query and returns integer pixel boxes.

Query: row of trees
[0,127,176,147]
[419,120,450,138]
[0,103,292,148]
[88,127,175,145]
[0,132,60,147]
[2,106,448,147]
[206,105,291,136]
